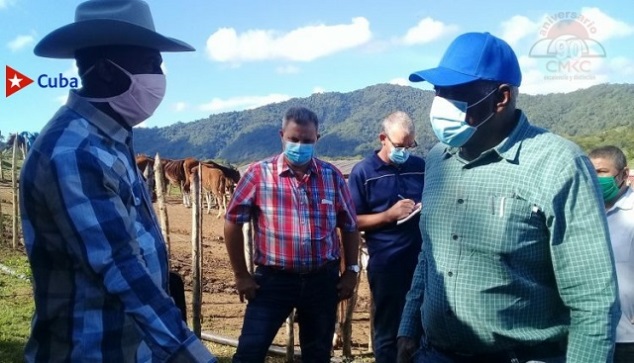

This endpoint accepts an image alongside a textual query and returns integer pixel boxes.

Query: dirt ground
[0,179,374,358]
[159,192,374,356]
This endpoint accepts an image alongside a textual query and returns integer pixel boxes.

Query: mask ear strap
[467,87,498,109]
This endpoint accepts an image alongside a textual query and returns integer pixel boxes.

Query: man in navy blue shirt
[348,111,425,363]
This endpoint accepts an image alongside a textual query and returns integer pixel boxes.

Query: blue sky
[2,0,634,136]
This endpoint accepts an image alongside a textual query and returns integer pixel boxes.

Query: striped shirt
[20,91,217,363]
[225,154,358,272]
[398,111,619,362]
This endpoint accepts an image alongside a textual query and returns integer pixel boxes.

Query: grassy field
[0,243,297,362]
[0,245,33,363]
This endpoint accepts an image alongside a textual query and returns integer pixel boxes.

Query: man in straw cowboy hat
[20,1,218,362]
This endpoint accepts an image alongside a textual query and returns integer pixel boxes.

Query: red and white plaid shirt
[226,154,358,272]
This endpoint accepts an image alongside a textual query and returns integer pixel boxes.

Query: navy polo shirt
[348,151,425,272]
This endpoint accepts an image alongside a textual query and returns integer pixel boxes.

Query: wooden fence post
[0,149,4,182]
[12,135,19,249]
[285,311,295,363]
[154,154,170,270]
[243,221,254,274]
[191,165,202,338]
[342,273,360,358]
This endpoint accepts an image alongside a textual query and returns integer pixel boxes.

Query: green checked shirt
[398,111,620,362]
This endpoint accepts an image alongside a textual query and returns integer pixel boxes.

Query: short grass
[0,240,372,362]
[0,245,33,363]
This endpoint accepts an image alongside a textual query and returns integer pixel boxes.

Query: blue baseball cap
[409,32,521,87]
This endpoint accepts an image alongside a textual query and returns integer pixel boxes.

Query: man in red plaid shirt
[224,106,360,363]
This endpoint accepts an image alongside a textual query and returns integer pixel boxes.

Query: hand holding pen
[389,194,418,222]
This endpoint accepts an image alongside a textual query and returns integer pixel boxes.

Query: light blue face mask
[389,147,410,164]
[429,88,497,147]
[284,141,314,166]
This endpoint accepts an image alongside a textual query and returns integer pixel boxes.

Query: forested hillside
[133,83,634,164]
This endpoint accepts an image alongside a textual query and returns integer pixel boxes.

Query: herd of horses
[135,154,241,218]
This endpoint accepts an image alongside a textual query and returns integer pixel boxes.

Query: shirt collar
[608,187,634,212]
[66,90,131,145]
[275,153,318,177]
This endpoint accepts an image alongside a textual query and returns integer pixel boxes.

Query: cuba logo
[6,65,79,98]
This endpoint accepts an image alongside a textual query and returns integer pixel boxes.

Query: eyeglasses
[386,134,418,150]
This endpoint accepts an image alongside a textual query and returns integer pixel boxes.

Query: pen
[398,194,405,199]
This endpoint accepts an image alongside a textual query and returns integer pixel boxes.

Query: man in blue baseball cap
[396,32,619,363]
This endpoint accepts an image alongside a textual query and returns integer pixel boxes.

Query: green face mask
[597,175,620,203]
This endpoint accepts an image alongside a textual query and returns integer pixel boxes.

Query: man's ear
[495,84,511,111]
[621,167,630,185]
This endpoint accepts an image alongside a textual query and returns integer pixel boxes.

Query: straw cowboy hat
[34,0,194,58]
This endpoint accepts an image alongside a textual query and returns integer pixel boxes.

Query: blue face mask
[389,147,410,164]
[284,141,314,166]
[429,88,496,147]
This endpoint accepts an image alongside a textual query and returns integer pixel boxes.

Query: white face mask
[83,60,166,127]
[429,88,496,147]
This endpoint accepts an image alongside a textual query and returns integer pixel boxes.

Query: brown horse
[190,163,230,218]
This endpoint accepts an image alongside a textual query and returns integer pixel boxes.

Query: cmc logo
[5,65,79,98]
[528,12,606,80]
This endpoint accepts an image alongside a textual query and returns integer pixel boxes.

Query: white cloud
[389,77,409,86]
[7,33,35,52]
[206,17,371,63]
[172,102,188,112]
[312,86,326,94]
[276,65,300,74]
[199,93,291,113]
[501,16,541,46]
[608,56,634,77]
[0,0,16,10]
[402,17,458,45]
[518,55,539,69]
[579,7,634,42]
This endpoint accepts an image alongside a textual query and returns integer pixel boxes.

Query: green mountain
[133,83,634,164]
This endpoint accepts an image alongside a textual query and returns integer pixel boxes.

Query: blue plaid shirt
[20,91,217,363]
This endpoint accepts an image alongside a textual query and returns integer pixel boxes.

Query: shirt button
[447,271,453,277]
[135,197,141,204]
[451,233,459,240]
[457,198,464,204]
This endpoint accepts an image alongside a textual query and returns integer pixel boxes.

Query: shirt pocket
[486,194,549,256]
[314,193,336,240]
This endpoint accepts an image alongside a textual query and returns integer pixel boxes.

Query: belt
[258,259,340,276]
[432,341,565,363]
